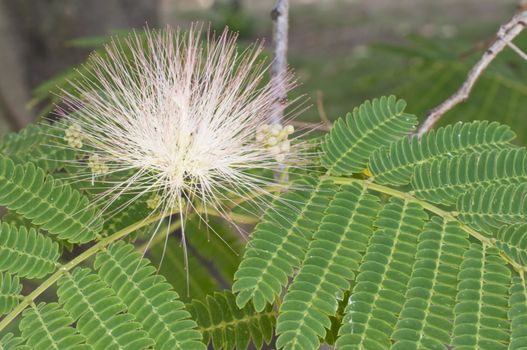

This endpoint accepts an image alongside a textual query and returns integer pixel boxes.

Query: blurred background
[1,0,526,142]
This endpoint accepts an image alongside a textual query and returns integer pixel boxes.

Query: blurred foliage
[148,216,244,303]
[380,33,527,144]
[294,32,527,144]
[29,29,264,120]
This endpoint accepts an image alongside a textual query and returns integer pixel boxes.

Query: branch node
[271,7,280,20]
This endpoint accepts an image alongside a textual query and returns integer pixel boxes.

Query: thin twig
[270,0,289,125]
[507,41,527,61]
[416,10,527,136]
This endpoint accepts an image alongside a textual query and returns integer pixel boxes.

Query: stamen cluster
[57,27,302,223]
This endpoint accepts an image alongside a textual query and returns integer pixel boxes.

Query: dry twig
[416,10,527,136]
[507,41,527,61]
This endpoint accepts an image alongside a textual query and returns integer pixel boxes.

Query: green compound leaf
[391,217,469,350]
[452,244,511,350]
[0,124,44,155]
[276,183,382,350]
[94,242,204,350]
[0,333,27,350]
[509,273,527,350]
[0,156,102,243]
[321,95,417,176]
[336,198,428,350]
[233,176,338,311]
[411,148,527,205]
[496,223,527,267]
[369,121,516,186]
[99,197,152,238]
[0,272,21,316]
[19,302,90,350]
[0,210,36,231]
[0,123,76,172]
[0,222,59,279]
[188,291,276,350]
[57,268,154,350]
[457,183,527,234]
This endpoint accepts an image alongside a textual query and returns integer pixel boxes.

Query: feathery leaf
[509,273,527,350]
[276,183,382,350]
[452,244,511,350]
[0,222,59,279]
[94,242,204,350]
[0,273,21,316]
[337,198,428,350]
[188,291,275,350]
[0,333,27,350]
[19,303,90,350]
[457,183,527,234]
[369,121,516,185]
[0,124,75,172]
[0,156,102,243]
[391,217,469,350]
[57,268,154,350]
[322,95,417,176]
[412,148,527,205]
[234,177,338,311]
[496,223,527,267]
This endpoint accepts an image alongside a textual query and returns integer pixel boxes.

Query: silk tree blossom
[55,26,309,244]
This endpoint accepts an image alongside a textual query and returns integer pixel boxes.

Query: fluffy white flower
[56,26,306,234]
